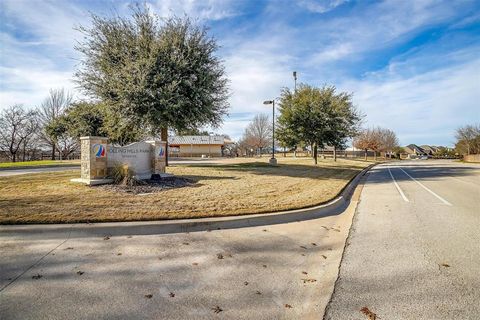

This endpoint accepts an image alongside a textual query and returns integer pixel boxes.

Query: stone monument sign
[72,136,167,185]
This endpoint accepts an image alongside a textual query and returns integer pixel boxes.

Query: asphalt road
[0,166,79,177]
[325,160,480,320]
[0,194,361,320]
[0,158,228,177]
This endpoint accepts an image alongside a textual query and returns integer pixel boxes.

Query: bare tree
[379,128,399,158]
[355,127,399,160]
[354,127,382,160]
[243,114,272,155]
[0,105,38,162]
[37,88,72,159]
[455,124,480,155]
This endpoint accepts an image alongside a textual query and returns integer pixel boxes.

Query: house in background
[401,144,428,159]
[420,145,440,155]
[168,135,231,157]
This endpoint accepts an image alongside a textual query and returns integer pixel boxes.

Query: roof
[168,135,225,145]
[405,144,427,155]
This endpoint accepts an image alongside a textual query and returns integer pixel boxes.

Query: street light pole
[263,100,277,165]
[293,71,297,93]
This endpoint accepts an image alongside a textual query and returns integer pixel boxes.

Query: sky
[1,0,479,146]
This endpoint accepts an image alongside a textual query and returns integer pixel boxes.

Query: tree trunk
[161,127,168,166]
[22,141,26,162]
[12,153,16,162]
[333,146,337,162]
[364,149,367,161]
[51,145,56,160]
[313,143,318,165]
[374,151,377,161]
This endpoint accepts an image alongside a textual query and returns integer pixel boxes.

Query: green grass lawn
[0,160,80,169]
[0,157,372,224]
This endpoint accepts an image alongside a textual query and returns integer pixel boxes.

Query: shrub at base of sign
[97,175,194,194]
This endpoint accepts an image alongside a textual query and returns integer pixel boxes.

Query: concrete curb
[0,164,376,239]
[0,164,80,171]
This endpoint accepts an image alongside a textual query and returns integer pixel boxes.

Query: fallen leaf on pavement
[311,243,317,246]
[64,247,74,250]
[244,281,249,285]
[117,253,122,256]
[300,246,307,250]
[285,304,293,308]
[192,262,198,266]
[212,306,223,313]
[77,271,84,275]
[322,255,327,259]
[183,242,190,245]
[256,291,262,295]
[169,292,175,297]
[32,274,43,280]
[302,271,308,275]
[262,264,267,268]
[301,278,317,283]
[103,236,110,240]
[262,229,267,232]
[301,253,306,256]
[441,263,450,267]
[360,306,377,319]
[217,253,224,259]
[145,294,153,299]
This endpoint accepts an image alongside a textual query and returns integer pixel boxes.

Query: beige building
[168,135,227,157]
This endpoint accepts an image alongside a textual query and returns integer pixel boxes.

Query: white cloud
[298,0,349,14]
[305,0,461,66]
[151,0,239,20]
[340,57,480,146]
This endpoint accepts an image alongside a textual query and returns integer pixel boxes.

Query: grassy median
[0,157,370,224]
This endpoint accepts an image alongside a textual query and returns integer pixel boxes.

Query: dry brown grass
[0,157,371,224]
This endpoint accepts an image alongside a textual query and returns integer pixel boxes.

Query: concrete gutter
[0,164,376,239]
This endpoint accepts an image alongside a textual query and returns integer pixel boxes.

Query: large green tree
[324,88,363,161]
[277,84,360,164]
[74,5,229,146]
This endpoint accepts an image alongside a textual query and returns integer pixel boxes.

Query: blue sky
[1,0,479,146]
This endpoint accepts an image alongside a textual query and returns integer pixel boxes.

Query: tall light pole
[263,100,277,165]
[293,71,297,92]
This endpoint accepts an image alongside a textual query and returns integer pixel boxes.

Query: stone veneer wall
[80,136,108,181]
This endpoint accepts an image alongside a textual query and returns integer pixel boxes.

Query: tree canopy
[277,84,361,164]
[75,5,229,144]
[455,124,480,155]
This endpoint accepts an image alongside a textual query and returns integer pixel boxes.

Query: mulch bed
[95,176,195,195]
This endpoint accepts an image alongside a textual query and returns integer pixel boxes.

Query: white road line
[399,167,453,206]
[387,167,409,202]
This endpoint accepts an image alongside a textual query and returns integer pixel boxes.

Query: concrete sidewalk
[0,183,366,320]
